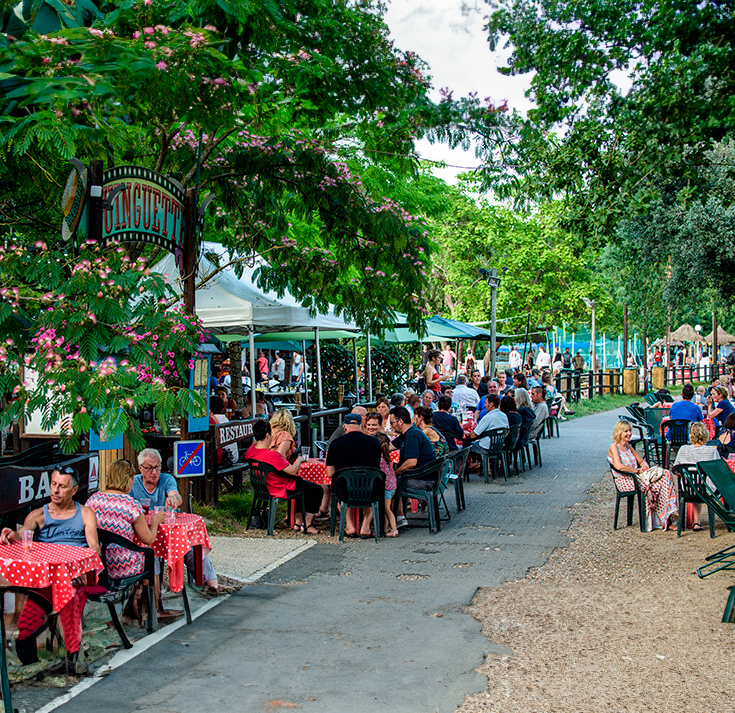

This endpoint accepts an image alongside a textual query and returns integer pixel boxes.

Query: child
[376,433,399,538]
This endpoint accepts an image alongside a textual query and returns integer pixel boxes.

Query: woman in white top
[673,421,721,531]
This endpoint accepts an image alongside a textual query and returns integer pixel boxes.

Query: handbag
[638,465,665,485]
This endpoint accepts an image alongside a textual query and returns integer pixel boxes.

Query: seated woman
[375,397,392,433]
[413,406,448,457]
[674,421,721,531]
[240,390,269,419]
[717,413,735,448]
[86,459,164,579]
[269,408,297,459]
[245,419,322,534]
[215,386,238,420]
[541,371,574,418]
[499,395,522,449]
[608,420,678,531]
[708,386,735,426]
[364,412,382,437]
[514,387,536,424]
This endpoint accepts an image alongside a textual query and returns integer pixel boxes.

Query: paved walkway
[51,410,617,713]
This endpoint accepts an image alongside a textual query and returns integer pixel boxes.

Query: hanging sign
[101,166,186,253]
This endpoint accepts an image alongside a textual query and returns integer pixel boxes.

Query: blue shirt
[715,398,735,425]
[130,473,179,509]
[37,503,87,547]
[669,399,703,422]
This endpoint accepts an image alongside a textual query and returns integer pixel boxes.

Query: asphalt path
[53,410,617,713]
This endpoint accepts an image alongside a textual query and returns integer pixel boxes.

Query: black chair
[619,415,654,463]
[329,467,384,543]
[476,427,509,482]
[246,459,307,535]
[661,418,691,468]
[610,468,645,531]
[671,463,716,538]
[545,398,562,438]
[86,529,158,648]
[514,421,533,472]
[397,458,449,533]
[446,446,470,511]
[528,427,543,467]
[504,423,521,477]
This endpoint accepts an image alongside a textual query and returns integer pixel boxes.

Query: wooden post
[230,341,243,410]
[177,187,198,510]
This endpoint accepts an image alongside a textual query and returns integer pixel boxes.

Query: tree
[0,0,503,333]
[426,184,614,336]
[479,0,735,241]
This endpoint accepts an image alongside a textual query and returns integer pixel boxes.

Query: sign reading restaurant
[101,166,186,253]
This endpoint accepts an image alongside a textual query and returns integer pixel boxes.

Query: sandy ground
[457,470,735,713]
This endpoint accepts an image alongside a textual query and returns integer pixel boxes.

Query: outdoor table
[139,513,211,592]
[0,542,103,713]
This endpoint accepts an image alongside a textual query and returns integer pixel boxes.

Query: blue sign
[174,440,206,478]
[188,356,211,434]
[89,425,123,451]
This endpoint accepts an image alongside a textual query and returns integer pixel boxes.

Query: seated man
[0,465,99,665]
[326,413,382,537]
[245,419,321,534]
[529,386,550,440]
[669,383,703,422]
[327,405,368,446]
[466,394,509,461]
[432,395,464,450]
[452,374,480,410]
[390,406,436,512]
[131,448,220,595]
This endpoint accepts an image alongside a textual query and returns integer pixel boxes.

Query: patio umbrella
[670,323,705,342]
[705,326,735,345]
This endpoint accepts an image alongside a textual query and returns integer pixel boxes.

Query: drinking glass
[165,506,176,524]
[140,498,151,514]
[20,530,32,551]
[300,446,310,460]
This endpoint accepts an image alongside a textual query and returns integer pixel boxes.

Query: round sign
[61,166,87,241]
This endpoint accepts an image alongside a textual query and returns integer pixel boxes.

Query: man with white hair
[451,374,480,410]
[131,449,220,596]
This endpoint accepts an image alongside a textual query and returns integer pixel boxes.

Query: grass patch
[193,484,288,536]
[567,392,642,419]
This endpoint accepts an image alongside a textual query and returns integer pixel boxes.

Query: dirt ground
[457,471,735,713]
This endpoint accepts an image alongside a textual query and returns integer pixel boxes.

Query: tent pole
[248,330,256,417]
[366,333,373,401]
[301,339,309,406]
[314,328,324,441]
[352,337,359,403]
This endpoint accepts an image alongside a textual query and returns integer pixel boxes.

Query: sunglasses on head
[52,464,77,476]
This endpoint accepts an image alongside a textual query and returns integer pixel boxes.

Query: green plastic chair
[329,467,384,543]
[445,447,470,511]
[671,463,716,538]
[475,427,509,483]
[397,458,450,533]
[246,459,307,536]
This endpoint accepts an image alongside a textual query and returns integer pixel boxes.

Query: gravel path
[457,430,735,713]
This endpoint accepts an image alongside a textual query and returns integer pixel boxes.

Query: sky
[383,0,532,185]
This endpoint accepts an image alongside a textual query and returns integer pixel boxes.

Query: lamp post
[479,268,502,377]
[583,297,596,372]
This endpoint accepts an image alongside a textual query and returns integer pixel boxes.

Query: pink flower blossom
[133,30,141,39]
[155,60,167,71]
[143,27,155,35]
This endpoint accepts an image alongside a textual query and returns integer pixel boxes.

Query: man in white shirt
[272,351,286,383]
[451,374,480,410]
[509,347,522,371]
[466,394,509,453]
[536,346,551,370]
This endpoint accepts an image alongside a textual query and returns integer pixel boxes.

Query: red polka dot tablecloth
[140,514,211,593]
[461,419,476,433]
[0,542,102,612]
[299,459,331,485]
[704,418,716,440]
[389,449,399,464]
